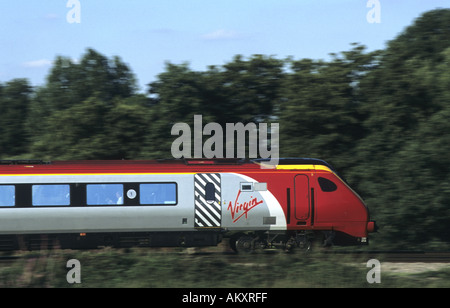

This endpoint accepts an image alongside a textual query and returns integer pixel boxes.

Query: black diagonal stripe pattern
[194,173,221,228]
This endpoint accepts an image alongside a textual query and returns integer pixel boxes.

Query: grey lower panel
[0,231,222,251]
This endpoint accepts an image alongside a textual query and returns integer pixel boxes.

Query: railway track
[200,249,450,263]
[320,250,450,263]
[1,249,450,264]
[174,248,450,263]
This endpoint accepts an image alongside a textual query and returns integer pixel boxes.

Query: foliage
[1,248,449,288]
[0,9,450,250]
[0,79,32,156]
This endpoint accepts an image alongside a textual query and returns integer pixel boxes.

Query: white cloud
[22,59,53,68]
[201,29,242,41]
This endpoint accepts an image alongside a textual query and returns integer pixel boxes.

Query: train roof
[0,158,336,174]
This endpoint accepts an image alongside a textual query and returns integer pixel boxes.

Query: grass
[0,247,449,288]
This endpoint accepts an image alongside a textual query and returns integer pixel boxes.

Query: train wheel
[286,233,312,253]
[235,235,255,254]
[297,238,312,252]
[228,233,241,253]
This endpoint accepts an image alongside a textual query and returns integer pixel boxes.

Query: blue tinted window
[0,185,15,207]
[32,185,70,206]
[87,184,123,205]
[205,182,215,203]
[140,183,177,205]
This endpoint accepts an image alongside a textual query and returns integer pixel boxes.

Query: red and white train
[0,158,376,252]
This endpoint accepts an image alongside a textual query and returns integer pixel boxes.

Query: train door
[194,173,221,228]
[295,174,310,220]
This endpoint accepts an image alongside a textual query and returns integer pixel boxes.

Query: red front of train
[248,160,376,246]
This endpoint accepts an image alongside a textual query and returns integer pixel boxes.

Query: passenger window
[140,183,177,205]
[32,185,70,206]
[318,177,338,192]
[87,184,124,205]
[0,185,15,207]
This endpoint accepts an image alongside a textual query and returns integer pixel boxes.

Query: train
[0,158,376,252]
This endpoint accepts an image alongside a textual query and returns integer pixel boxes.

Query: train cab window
[318,177,338,192]
[32,185,70,206]
[140,183,177,205]
[87,184,124,205]
[0,185,15,207]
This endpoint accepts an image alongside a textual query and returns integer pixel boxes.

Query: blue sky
[1,0,449,92]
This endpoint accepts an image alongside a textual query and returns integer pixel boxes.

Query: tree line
[1,9,449,250]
